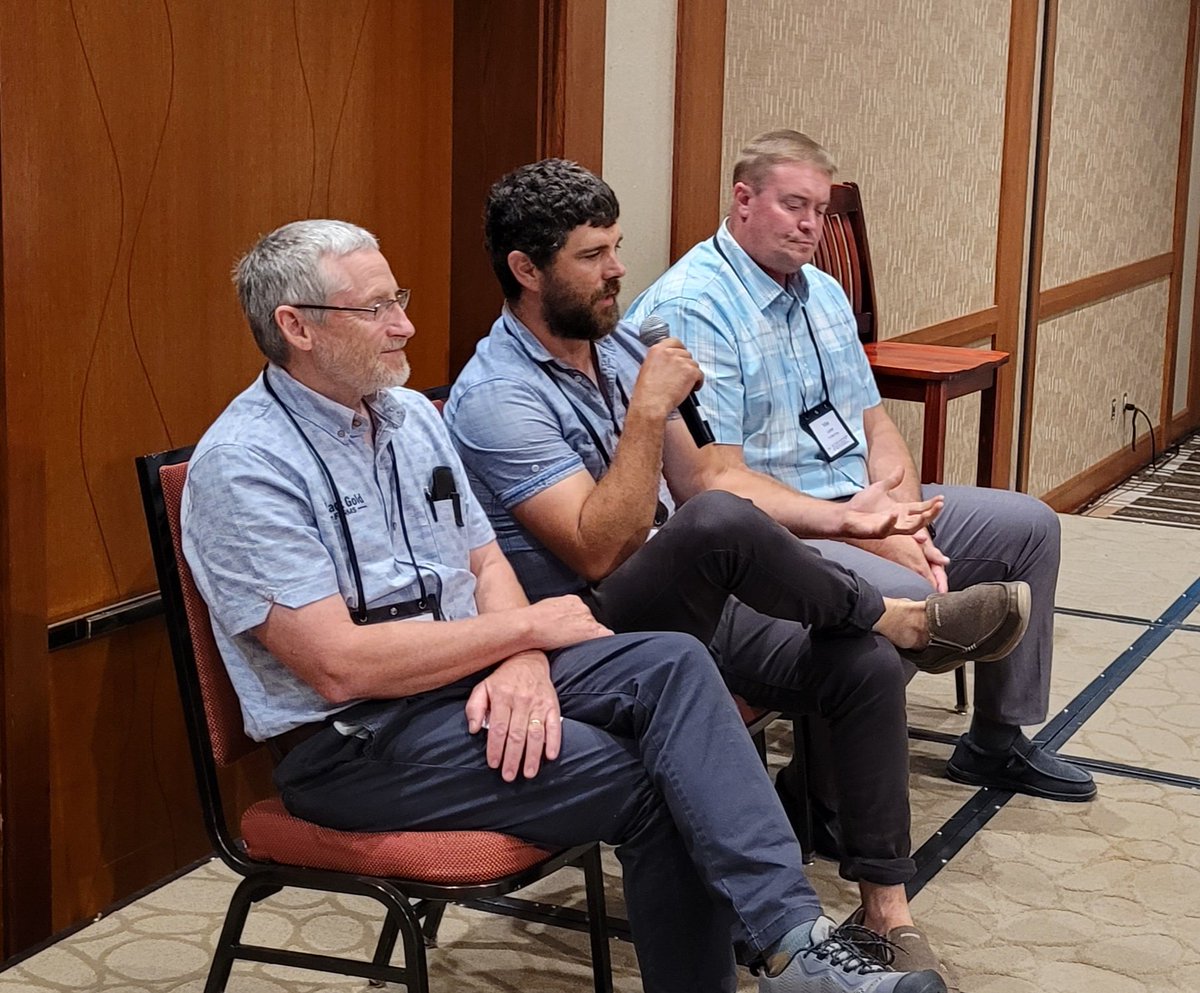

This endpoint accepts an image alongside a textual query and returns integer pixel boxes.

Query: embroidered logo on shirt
[328,492,368,517]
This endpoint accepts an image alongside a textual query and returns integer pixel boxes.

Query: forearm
[574,404,669,575]
[865,410,921,501]
[472,544,553,673]
[259,597,546,704]
[694,460,854,538]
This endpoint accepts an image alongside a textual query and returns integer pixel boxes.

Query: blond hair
[731,130,837,191]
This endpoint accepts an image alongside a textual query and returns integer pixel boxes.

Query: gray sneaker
[898,581,1031,675]
[758,917,946,993]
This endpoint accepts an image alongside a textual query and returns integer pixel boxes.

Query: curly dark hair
[485,158,620,300]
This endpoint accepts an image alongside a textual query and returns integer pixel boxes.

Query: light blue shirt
[626,221,881,500]
[181,365,494,740]
[445,307,675,601]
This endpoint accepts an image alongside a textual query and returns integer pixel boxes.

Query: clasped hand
[464,595,612,781]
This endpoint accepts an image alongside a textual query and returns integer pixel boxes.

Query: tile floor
[2,512,1198,992]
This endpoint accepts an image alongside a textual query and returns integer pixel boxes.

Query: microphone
[638,315,715,447]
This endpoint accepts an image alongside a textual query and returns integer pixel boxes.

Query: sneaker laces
[834,923,899,968]
[802,923,894,975]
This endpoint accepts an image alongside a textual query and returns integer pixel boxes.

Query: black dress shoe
[945,733,1097,801]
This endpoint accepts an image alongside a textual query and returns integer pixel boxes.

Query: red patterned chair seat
[241,797,554,884]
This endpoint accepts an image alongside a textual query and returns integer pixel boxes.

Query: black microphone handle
[678,394,715,447]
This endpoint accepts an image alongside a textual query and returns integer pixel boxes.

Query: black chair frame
[136,446,615,993]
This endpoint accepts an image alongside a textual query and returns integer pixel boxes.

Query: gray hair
[732,129,837,192]
[233,219,379,365]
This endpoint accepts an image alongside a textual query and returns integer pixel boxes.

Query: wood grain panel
[449,0,542,377]
[670,0,726,261]
[48,624,274,929]
[1014,0,1057,493]
[890,308,1000,347]
[540,0,607,172]
[1161,0,1200,439]
[1038,254,1173,321]
[1,0,74,951]
[1,0,453,954]
[994,0,1041,488]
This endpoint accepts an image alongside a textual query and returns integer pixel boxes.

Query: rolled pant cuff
[839,854,917,887]
[849,580,886,632]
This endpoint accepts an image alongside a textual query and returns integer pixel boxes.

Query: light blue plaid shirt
[626,221,880,500]
[182,366,494,740]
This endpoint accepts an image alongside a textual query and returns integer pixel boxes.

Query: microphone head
[638,314,670,347]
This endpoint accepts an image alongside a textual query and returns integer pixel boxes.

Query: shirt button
[352,417,363,427]
[338,429,346,438]
[531,464,540,472]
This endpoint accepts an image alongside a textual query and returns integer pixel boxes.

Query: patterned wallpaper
[722,0,1009,336]
[1040,0,1190,289]
[1026,281,1169,497]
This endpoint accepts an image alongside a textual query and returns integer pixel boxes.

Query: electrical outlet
[1122,392,1130,423]
[1110,397,1117,419]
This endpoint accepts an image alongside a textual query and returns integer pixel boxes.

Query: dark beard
[543,277,621,342]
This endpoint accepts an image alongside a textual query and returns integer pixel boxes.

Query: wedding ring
[528,718,543,728]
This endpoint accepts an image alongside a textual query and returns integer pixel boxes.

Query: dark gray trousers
[582,490,916,885]
[808,483,1060,726]
[275,630,820,993]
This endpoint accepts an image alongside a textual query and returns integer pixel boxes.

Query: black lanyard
[538,359,629,467]
[260,367,441,623]
[710,235,865,484]
[711,233,832,407]
[502,319,667,525]
[502,318,629,467]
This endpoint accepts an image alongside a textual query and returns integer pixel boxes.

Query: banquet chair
[136,446,613,993]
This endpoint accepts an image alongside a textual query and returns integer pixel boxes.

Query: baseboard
[1040,432,1159,512]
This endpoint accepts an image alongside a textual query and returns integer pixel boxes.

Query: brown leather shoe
[844,910,961,992]
[898,580,1031,675]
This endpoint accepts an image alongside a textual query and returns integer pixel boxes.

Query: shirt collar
[715,220,812,311]
[497,304,559,365]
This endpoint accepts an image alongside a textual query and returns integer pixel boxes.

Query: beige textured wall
[1026,281,1170,497]
[603,0,677,302]
[1041,0,1191,290]
[722,0,1009,337]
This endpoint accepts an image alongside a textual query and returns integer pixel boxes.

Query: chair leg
[752,727,768,766]
[420,901,447,948]
[371,905,403,967]
[395,899,431,993]
[581,845,614,993]
[954,667,968,714]
[205,877,275,993]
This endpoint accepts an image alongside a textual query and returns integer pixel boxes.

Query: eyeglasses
[291,288,411,321]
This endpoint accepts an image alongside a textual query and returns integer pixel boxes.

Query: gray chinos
[809,483,1060,726]
[274,630,820,993]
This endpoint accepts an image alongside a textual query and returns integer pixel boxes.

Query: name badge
[799,401,859,462]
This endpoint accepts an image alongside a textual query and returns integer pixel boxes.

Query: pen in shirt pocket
[426,465,464,526]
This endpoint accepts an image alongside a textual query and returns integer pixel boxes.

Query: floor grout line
[908,574,1200,897]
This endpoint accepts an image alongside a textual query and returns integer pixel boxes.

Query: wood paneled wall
[448,0,606,378]
[0,0,453,953]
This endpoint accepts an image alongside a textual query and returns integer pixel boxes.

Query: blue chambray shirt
[181,365,494,740]
[626,220,881,500]
[444,307,675,601]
